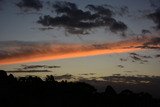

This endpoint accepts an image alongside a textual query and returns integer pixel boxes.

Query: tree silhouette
[0,70,159,107]
[104,85,117,96]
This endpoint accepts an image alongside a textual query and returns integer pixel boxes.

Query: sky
[0,0,160,96]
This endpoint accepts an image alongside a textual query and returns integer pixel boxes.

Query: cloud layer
[0,36,159,65]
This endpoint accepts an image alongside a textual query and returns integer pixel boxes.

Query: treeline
[0,70,160,107]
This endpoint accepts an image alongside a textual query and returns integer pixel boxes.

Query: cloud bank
[0,36,160,65]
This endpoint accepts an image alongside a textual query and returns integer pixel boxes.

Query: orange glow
[0,48,141,65]
[0,36,154,65]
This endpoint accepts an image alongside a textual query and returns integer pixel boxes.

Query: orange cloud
[0,36,158,65]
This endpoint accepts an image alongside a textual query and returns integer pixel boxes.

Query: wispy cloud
[117,65,124,68]
[0,36,159,65]
[21,64,61,69]
[6,70,52,73]
[54,74,74,80]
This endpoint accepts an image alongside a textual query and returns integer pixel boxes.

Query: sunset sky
[0,0,160,95]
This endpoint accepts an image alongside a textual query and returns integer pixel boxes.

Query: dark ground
[0,70,160,107]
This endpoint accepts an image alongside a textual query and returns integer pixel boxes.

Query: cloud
[142,37,160,49]
[6,70,52,73]
[5,64,60,73]
[21,64,61,69]
[155,54,160,58]
[16,0,43,11]
[120,58,128,62]
[147,8,160,30]
[117,65,124,68]
[129,52,153,63]
[129,53,152,59]
[38,27,54,31]
[86,4,113,17]
[141,29,151,35]
[54,74,74,80]
[109,21,127,35]
[144,37,160,45]
[79,73,96,76]
[0,36,159,65]
[123,70,138,73]
[130,55,144,61]
[37,1,128,36]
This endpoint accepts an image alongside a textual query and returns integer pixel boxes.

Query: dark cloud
[37,1,127,36]
[38,27,54,31]
[117,65,124,68]
[110,21,127,35]
[144,37,160,46]
[6,70,51,73]
[21,64,61,70]
[16,0,43,11]
[141,37,160,49]
[120,58,128,62]
[54,74,74,80]
[155,54,160,58]
[86,4,113,17]
[129,52,152,63]
[79,73,96,76]
[130,55,143,61]
[130,52,140,56]
[142,55,152,59]
[123,70,138,73]
[147,8,160,30]
[130,53,152,59]
[141,29,151,34]
[130,53,143,62]
[6,64,60,73]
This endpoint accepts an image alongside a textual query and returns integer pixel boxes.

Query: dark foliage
[0,70,160,107]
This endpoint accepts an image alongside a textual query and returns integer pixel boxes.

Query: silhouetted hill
[0,70,160,107]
